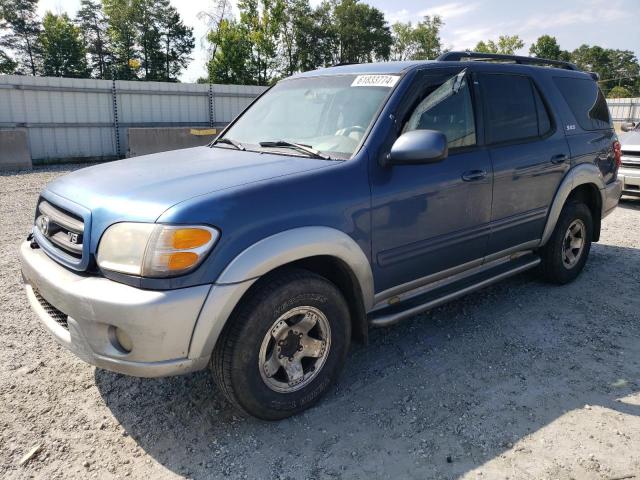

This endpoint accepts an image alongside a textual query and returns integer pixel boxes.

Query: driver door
[370,69,493,294]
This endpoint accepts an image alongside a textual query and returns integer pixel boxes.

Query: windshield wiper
[259,140,331,160]
[212,137,246,151]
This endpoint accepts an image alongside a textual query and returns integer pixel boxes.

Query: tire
[210,268,351,420]
[539,201,593,285]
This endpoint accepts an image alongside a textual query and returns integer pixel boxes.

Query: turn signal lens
[170,228,212,249]
[613,140,622,169]
[166,252,199,270]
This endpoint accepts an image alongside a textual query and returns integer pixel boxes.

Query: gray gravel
[2,164,640,480]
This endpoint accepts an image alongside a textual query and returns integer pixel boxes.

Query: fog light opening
[109,326,133,354]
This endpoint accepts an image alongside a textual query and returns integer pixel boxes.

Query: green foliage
[160,5,194,82]
[0,49,17,74]
[529,35,571,61]
[607,85,632,98]
[391,15,443,61]
[0,0,42,75]
[475,35,524,55]
[332,0,391,64]
[207,18,253,84]
[40,12,88,77]
[76,0,112,78]
[102,0,138,79]
[571,44,640,96]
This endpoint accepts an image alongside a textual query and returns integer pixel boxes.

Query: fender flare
[188,227,374,360]
[540,163,605,246]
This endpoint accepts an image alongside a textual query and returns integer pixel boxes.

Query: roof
[291,59,593,81]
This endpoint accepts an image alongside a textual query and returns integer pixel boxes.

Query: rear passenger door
[479,72,570,256]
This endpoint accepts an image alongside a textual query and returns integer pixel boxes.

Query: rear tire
[539,201,593,284]
[210,268,351,420]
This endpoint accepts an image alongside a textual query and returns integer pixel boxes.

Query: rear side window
[481,74,550,144]
[553,77,611,131]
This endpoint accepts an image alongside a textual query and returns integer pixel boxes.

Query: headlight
[97,223,219,277]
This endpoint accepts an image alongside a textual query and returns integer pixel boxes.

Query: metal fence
[607,97,640,123]
[0,75,266,161]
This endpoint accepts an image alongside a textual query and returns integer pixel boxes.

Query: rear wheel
[540,201,593,284]
[210,268,351,420]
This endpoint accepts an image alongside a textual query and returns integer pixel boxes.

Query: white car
[620,122,640,198]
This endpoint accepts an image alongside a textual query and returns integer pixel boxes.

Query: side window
[533,86,552,136]
[402,72,477,149]
[553,77,611,131]
[481,74,540,144]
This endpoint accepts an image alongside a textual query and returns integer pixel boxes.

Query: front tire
[211,268,351,420]
[540,201,593,284]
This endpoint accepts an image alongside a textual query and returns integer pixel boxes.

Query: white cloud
[419,2,479,20]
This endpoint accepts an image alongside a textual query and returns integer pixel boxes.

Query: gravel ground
[1,164,640,480]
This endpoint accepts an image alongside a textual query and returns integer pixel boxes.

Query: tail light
[613,141,622,169]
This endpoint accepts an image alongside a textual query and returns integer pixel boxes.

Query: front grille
[35,200,84,259]
[33,290,69,330]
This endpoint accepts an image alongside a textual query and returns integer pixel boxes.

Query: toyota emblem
[37,215,50,236]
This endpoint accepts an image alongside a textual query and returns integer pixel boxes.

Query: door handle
[551,154,568,164]
[461,170,487,182]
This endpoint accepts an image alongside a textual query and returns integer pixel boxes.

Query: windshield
[218,74,399,159]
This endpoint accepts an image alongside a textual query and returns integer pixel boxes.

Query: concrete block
[127,127,222,158]
[0,129,32,171]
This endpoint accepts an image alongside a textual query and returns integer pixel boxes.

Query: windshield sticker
[351,75,400,88]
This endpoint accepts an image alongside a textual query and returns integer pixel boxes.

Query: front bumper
[619,167,640,197]
[19,241,211,377]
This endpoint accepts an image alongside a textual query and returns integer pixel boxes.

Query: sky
[37,0,640,83]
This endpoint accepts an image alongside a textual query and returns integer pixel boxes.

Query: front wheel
[210,268,351,420]
[539,201,593,284]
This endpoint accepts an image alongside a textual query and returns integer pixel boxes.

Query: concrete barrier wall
[127,127,224,158]
[0,129,32,171]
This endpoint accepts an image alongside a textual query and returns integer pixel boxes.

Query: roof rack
[437,51,579,71]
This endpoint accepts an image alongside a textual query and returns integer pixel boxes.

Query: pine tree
[0,0,42,75]
[76,0,112,78]
[40,12,89,77]
[102,0,138,79]
[159,5,194,81]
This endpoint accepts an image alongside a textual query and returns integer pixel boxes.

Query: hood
[620,130,640,151]
[45,146,335,223]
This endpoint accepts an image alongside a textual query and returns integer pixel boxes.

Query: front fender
[188,226,374,360]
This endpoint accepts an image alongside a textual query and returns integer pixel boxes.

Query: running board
[368,254,541,328]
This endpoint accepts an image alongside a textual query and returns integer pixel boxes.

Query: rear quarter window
[553,77,611,131]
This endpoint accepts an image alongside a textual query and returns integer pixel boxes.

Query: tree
[207,18,253,84]
[159,5,194,81]
[529,34,571,61]
[279,0,314,76]
[75,0,112,78]
[571,45,640,96]
[390,16,443,62]
[40,12,88,77]
[412,15,443,60]
[238,0,286,85]
[0,49,16,74]
[0,0,41,75]
[607,85,632,98]
[199,0,233,63]
[332,0,392,64]
[103,0,138,79]
[474,35,524,55]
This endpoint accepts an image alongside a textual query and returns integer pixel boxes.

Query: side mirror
[388,130,448,165]
[621,122,636,132]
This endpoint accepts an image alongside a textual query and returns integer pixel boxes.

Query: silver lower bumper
[19,241,211,377]
[619,167,640,197]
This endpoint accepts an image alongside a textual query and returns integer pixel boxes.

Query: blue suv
[20,52,622,419]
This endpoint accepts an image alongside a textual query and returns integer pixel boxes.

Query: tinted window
[534,86,552,136]
[403,71,476,148]
[481,74,539,144]
[553,77,611,131]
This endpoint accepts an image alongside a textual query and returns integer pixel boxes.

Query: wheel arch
[188,227,374,360]
[540,163,605,246]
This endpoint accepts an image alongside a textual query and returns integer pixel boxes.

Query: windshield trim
[210,72,409,161]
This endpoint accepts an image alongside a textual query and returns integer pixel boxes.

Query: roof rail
[437,51,579,71]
